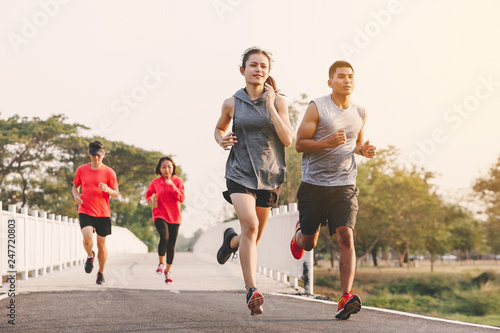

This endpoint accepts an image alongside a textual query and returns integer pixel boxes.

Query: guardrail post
[49,213,56,273]
[56,215,64,270]
[40,211,48,275]
[62,216,69,268]
[303,250,314,295]
[20,207,29,280]
[30,210,39,278]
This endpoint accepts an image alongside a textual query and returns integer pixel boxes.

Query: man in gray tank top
[290,61,376,320]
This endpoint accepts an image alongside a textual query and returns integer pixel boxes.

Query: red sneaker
[290,221,305,259]
[335,290,361,320]
[246,287,264,316]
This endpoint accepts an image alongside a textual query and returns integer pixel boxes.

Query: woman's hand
[219,132,237,150]
[148,195,158,208]
[265,83,276,110]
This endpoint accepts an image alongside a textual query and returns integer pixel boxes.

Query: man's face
[328,67,355,96]
[89,152,104,166]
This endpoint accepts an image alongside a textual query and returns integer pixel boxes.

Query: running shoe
[165,271,173,284]
[290,221,305,259]
[85,251,95,274]
[156,263,165,275]
[96,272,105,285]
[335,290,361,320]
[217,228,238,265]
[246,287,264,316]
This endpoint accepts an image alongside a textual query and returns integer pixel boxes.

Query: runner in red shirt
[146,156,185,284]
[72,141,119,285]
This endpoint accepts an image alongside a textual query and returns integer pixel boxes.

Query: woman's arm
[265,84,293,147]
[214,97,237,150]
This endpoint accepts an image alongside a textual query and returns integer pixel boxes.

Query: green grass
[313,262,500,327]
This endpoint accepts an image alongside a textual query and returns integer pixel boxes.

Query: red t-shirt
[73,163,118,217]
[145,175,185,224]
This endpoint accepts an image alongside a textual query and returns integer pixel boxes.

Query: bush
[315,274,341,290]
[471,271,496,287]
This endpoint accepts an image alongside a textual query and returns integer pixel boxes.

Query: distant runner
[72,140,119,285]
[146,156,185,284]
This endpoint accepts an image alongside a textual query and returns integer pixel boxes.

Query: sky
[1,0,499,236]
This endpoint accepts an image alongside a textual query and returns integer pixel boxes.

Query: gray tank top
[225,88,286,190]
[301,94,365,186]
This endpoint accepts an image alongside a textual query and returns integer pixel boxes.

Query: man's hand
[326,129,347,148]
[98,182,109,193]
[74,195,83,205]
[362,140,376,158]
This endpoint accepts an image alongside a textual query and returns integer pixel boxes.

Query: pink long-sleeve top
[145,175,185,224]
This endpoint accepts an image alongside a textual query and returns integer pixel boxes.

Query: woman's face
[240,53,270,86]
[160,160,174,179]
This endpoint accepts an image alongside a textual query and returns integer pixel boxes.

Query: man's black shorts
[79,213,112,237]
[297,182,358,236]
[223,179,281,208]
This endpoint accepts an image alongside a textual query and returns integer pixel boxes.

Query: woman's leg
[255,206,271,244]
[154,219,168,265]
[165,223,180,272]
[230,193,260,288]
[227,206,271,249]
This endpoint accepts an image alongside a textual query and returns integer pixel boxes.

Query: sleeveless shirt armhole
[358,106,366,120]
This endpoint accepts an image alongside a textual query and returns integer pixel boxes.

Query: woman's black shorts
[223,179,281,208]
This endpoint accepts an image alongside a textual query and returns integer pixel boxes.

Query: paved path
[1,253,498,332]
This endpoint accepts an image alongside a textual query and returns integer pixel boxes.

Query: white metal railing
[194,203,314,294]
[0,201,147,281]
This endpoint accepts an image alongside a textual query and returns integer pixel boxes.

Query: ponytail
[265,75,277,91]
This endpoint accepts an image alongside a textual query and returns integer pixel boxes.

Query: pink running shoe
[165,271,173,284]
[156,263,165,275]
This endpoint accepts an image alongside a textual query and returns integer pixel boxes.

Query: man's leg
[96,235,107,273]
[81,226,94,257]
[336,226,355,294]
[296,229,320,251]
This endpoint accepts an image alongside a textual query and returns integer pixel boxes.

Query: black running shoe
[85,251,95,274]
[217,228,238,265]
[96,272,105,285]
[246,287,264,316]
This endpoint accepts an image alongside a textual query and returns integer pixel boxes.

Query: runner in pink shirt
[145,156,185,284]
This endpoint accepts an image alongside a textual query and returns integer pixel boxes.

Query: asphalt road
[1,253,498,332]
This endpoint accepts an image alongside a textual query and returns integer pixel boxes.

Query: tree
[355,147,457,272]
[0,114,87,209]
[473,155,500,254]
[278,94,308,206]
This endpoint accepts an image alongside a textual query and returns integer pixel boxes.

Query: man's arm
[98,182,119,199]
[295,102,347,153]
[354,113,376,158]
[72,184,83,204]
[107,186,120,199]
